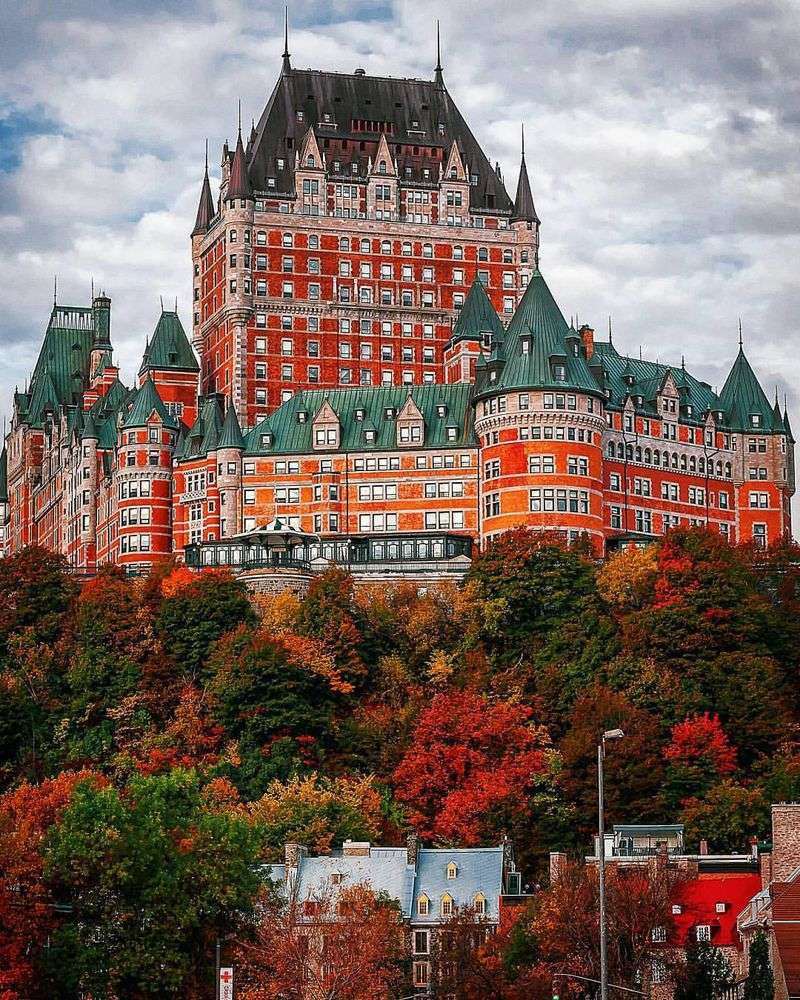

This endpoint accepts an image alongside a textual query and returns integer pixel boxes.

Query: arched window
[725,462,732,478]
[698,457,705,473]
[618,443,625,459]
[441,893,454,916]
[716,461,723,477]
[379,160,387,173]
[626,444,633,461]
[607,442,615,458]
[635,446,642,463]
[689,456,696,473]
[644,448,651,464]
[417,894,430,916]
[474,893,486,916]
[671,452,679,469]
[680,455,687,471]
[307,154,315,167]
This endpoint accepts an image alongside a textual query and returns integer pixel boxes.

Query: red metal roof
[669,873,762,949]
[772,881,800,996]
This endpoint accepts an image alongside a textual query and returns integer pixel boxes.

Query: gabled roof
[123,378,178,429]
[718,347,782,433]
[244,66,512,213]
[483,270,600,396]
[139,311,199,375]
[412,847,504,924]
[218,403,245,450]
[244,384,476,455]
[449,278,504,347]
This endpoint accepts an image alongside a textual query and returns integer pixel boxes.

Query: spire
[282,6,291,75]
[191,141,215,236]
[773,387,783,424]
[783,396,794,443]
[719,341,781,433]
[738,317,743,349]
[226,109,252,202]
[434,20,444,89]
[218,402,245,450]
[512,124,538,225]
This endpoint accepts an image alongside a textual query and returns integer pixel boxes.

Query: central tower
[189,33,539,427]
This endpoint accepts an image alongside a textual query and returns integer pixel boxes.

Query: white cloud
[0,0,798,521]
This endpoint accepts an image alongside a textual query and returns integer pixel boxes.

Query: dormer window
[441,893,453,916]
[385,407,396,420]
[473,893,486,915]
[715,902,727,914]
[379,160,386,173]
[672,904,683,915]
[297,410,307,424]
[553,364,567,382]
[355,408,365,421]
[306,154,315,167]
[418,894,430,916]
[296,111,304,122]
[446,862,458,880]
[436,404,447,417]
[751,414,762,427]
[260,432,273,447]
[365,428,376,443]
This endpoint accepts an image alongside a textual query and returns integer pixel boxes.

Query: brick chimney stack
[771,804,800,881]
[406,832,419,868]
[700,839,708,856]
[579,324,595,360]
[285,842,307,871]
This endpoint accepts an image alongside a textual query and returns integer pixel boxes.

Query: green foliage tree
[295,568,367,687]
[743,930,774,1000]
[155,572,254,680]
[43,769,262,998]
[674,941,734,1000]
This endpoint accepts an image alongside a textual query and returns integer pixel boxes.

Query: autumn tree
[558,684,665,836]
[155,570,255,680]
[237,882,404,1000]
[393,689,549,844]
[207,627,338,796]
[596,544,659,612]
[249,773,383,859]
[465,529,597,664]
[680,779,769,852]
[0,771,101,1000]
[43,768,263,999]
[528,858,681,995]
[295,568,367,688]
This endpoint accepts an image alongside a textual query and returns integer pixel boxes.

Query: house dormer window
[751,414,761,427]
[441,893,453,916]
[379,160,386,173]
[437,404,447,417]
[418,894,429,916]
[715,902,727,913]
[365,429,376,443]
[473,893,486,915]
[553,364,566,382]
[355,408,365,421]
[446,862,458,880]
[672,904,682,915]
[385,407,396,420]
[297,411,307,423]
[306,154,315,167]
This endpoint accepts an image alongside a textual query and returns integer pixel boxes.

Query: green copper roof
[591,341,718,422]
[484,270,600,396]
[218,404,245,450]
[123,378,179,429]
[139,311,199,375]
[449,278,504,347]
[184,398,224,457]
[718,347,782,433]
[23,306,97,426]
[82,410,99,440]
[0,447,7,503]
[243,384,476,455]
[93,350,114,378]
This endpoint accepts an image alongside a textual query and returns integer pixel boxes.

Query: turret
[217,403,245,538]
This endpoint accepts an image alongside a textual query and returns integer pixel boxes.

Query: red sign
[219,966,234,1000]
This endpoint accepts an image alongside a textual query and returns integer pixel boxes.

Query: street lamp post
[598,728,625,1000]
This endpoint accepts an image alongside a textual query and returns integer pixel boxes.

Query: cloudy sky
[1,2,798,475]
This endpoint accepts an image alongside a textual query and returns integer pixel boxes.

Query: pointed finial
[738,317,743,349]
[160,295,164,312]
[175,296,178,312]
[434,20,444,88]
[608,315,612,343]
[205,138,209,173]
[521,122,525,159]
[237,99,242,135]
[53,275,57,306]
[681,354,686,371]
[639,345,643,360]
[282,6,291,74]
[91,276,94,301]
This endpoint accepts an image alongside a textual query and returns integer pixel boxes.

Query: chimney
[502,835,515,876]
[700,839,708,856]
[579,324,594,360]
[284,842,307,871]
[750,835,759,860]
[406,832,419,868]
[550,852,567,884]
[760,851,772,889]
[342,840,371,857]
[771,804,800,881]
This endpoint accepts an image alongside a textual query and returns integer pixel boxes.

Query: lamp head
[603,728,625,741]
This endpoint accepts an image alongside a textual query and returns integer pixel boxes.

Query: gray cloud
[0,0,798,522]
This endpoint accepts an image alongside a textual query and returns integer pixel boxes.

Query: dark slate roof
[123,378,178,430]
[227,130,252,201]
[191,165,215,235]
[244,66,512,213]
[218,403,245,450]
[139,311,199,375]
[512,152,538,223]
[449,278,505,347]
[718,347,782,433]
[244,384,476,455]
[0,447,7,502]
[482,270,600,396]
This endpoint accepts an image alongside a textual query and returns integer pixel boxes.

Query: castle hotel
[0,36,794,576]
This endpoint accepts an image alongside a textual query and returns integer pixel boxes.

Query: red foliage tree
[392,689,548,844]
[665,713,737,776]
[0,771,103,1000]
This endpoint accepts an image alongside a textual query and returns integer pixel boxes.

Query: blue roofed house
[268,835,527,993]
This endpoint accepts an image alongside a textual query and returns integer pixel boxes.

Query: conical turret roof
[226,129,252,201]
[718,346,782,432]
[123,378,178,430]
[218,403,245,450]
[486,270,600,395]
[512,153,538,224]
[140,311,199,374]
[449,278,504,346]
[191,165,215,236]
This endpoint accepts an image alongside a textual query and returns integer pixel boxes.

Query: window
[441,894,453,916]
[413,962,430,988]
[652,926,667,943]
[753,523,767,548]
[447,862,458,880]
[696,925,712,943]
[750,492,769,508]
[413,930,429,955]
[417,895,430,916]
[474,894,486,915]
